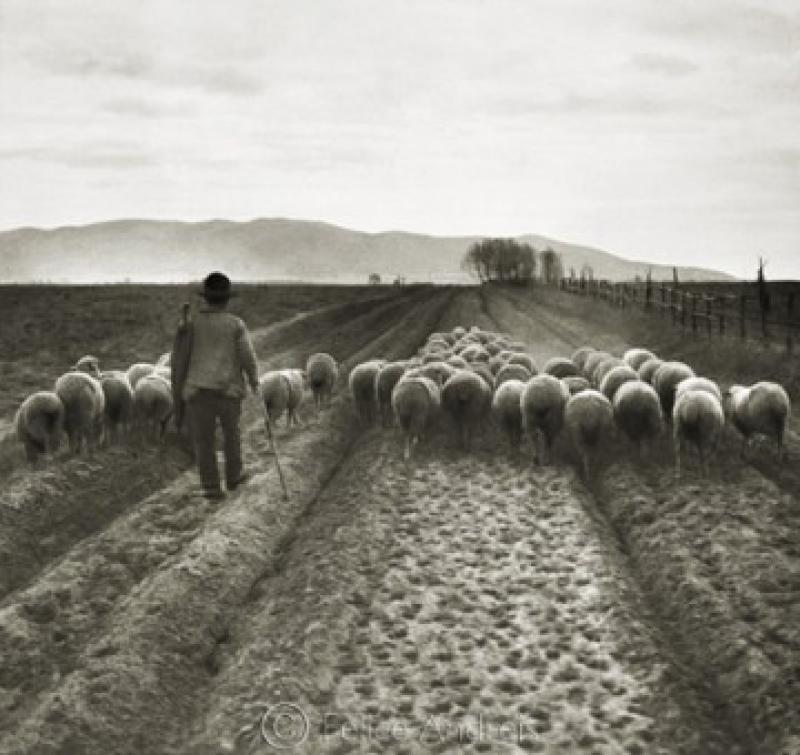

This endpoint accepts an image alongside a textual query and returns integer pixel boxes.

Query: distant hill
[0,217,736,283]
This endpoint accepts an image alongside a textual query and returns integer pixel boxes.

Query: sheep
[520,375,570,464]
[507,353,537,374]
[14,391,64,465]
[126,362,156,390]
[419,361,456,387]
[491,379,525,450]
[468,363,495,389]
[599,365,640,402]
[451,326,467,339]
[582,351,613,381]
[72,355,102,379]
[441,370,492,451]
[653,361,696,419]
[637,357,664,385]
[156,352,171,368]
[564,389,615,479]
[447,355,468,370]
[488,355,507,375]
[494,363,532,387]
[132,374,174,440]
[348,360,386,426]
[391,375,441,460]
[673,390,725,477]
[563,376,591,396]
[592,357,625,389]
[570,346,596,372]
[612,380,664,458]
[484,342,502,357]
[543,357,579,379]
[54,371,105,454]
[724,382,791,460]
[306,352,339,410]
[673,376,721,404]
[422,351,449,364]
[375,361,408,427]
[623,348,657,372]
[100,371,133,442]
[460,344,491,363]
[153,365,171,381]
[260,369,306,428]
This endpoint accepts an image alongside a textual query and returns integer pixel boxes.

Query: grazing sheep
[570,347,596,372]
[623,348,657,372]
[520,375,570,464]
[673,390,725,477]
[491,379,525,450]
[674,376,721,403]
[391,376,441,461]
[564,390,615,478]
[156,352,171,368]
[100,371,133,442]
[592,357,625,389]
[582,351,613,381]
[468,363,495,389]
[306,352,339,410]
[543,357,579,379]
[637,357,664,385]
[54,371,106,454]
[494,363,532,387]
[724,382,791,460]
[563,376,591,396]
[451,326,467,339]
[599,365,640,402]
[14,391,64,465]
[375,361,408,427]
[653,361,696,419]
[507,353,537,374]
[260,369,306,428]
[612,381,664,457]
[348,360,386,426]
[126,362,156,390]
[441,370,492,451]
[72,355,102,379]
[132,374,174,439]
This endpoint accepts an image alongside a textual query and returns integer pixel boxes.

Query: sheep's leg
[674,435,681,479]
[582,451,590,480]
[403,435,412,462]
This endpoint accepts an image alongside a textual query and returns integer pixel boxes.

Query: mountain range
[0,217,735,283]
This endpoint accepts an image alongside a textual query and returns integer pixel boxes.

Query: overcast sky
[0,0,798,278]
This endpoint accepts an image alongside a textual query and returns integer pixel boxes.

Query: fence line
[559,278,798,354]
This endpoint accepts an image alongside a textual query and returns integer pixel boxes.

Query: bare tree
[461,238,537,284]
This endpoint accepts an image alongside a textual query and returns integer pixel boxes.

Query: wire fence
[559,277,799,354]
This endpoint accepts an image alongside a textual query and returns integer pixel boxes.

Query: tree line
[461,238,586,285]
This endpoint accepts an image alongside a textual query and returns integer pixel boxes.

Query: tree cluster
[461,239,537,284]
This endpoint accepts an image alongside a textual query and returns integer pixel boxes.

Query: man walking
[173,272,259,500]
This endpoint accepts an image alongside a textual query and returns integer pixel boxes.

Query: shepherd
[171,272,260,500]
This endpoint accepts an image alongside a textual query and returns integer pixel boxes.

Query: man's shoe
[227,472,251,492]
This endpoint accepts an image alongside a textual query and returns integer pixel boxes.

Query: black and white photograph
[0,1,798,753]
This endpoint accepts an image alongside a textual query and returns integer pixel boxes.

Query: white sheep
[441,369,492,451]
[469,363,495,390]
[260,369,306,428]
[126,362,156,390]
[418,361,456,387]
[488,355,507,375]
[675,376,721,403]
[724,382,791,460]
[591,357,625,389]
[348,359,386,425]
[54,371,105,454]
[653,361,696,419]
[306,352,339,410]
[491,379,525,450]
[447,355,468,370]
[460,344,491,363]
[623,347,657,371]
[100,370,133,442]
[451,325,467,339]
[613,380,664,457]
[563,376,591,396]
[673,389,725,477]
[72,354,102,379]
[507,353,537,374]
[156,352,171,368]
[132,374,174,440]
[564,389,615,478]
[570,347,596,373]
[391,375,441,460]
[543,357,579,379]
[494,363,532,387]
[637,357,664,385]
[375,361,408,427]
[520,374,570,464]
[599,365,640,402]
[582,351,613,381]
[14,391,64,465]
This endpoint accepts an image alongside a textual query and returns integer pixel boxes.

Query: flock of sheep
[346,325,791,477]
[14,354,174,464]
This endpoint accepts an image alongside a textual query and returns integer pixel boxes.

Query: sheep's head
[72,355,101,378]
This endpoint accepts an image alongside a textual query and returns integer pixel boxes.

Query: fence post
[740,295,746,340]
[719,312,725,338]
[706,296,713,338]
[691,294,698,334]
[787,293,795,354]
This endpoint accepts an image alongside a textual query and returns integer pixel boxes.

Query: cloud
[0,143,156,169]
[629,52,698,77]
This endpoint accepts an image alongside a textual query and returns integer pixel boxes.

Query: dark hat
[198,271,238,302]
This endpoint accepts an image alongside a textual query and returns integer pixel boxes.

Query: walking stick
[258,396,289,500]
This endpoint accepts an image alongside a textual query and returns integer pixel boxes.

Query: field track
[0,286,797,754]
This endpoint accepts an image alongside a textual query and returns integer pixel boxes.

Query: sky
[0,0,798,279]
